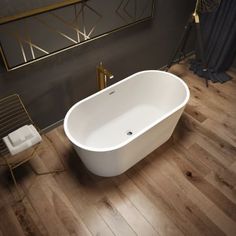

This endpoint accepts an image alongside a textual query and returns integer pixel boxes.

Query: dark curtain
[190,0,236,83]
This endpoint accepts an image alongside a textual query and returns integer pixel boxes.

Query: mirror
[0,0,155,71]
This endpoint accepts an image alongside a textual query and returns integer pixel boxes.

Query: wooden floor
[0,62,236,236]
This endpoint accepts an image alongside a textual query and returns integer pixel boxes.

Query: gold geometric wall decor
[0,0,155,71]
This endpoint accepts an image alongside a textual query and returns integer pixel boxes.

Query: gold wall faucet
[96,62,114,90]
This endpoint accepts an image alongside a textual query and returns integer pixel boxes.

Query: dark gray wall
[233,58,236,68]
[0,0,195,129]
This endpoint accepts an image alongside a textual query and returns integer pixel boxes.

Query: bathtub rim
[64,70,190,152]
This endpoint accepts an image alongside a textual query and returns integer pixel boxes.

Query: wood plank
[23,177,91,236]
[105,186,158,236]
[12,201,47,236]
[174,143,236,205]
[128,162,204,235]
[113,174,184,236]
[230,162,236,174]
[96,196,137,236]
[189,143,236,188]
[185,104,207,123]
[168,147,236,235]
[54,172,115,236]
[205,172,236,205]
[140,151,225,236]
[178,113,236,165]
[37,175,92,236]
[202,119,236,147]
[21,197,49,235]
[0,206,25,236]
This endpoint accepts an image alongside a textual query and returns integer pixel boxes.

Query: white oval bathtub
[64,70,190,176]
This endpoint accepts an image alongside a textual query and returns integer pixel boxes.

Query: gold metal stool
[0,94,66,201]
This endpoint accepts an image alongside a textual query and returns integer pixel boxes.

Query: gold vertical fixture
[193,0,200,23]
[96,62,114,90]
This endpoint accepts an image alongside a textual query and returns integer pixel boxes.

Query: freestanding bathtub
[64,70,190,176]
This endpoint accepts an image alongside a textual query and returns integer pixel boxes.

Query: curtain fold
[190,0,236,83]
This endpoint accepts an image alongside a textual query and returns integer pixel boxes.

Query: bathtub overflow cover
[126,131,133,136]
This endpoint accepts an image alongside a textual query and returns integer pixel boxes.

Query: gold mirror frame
[0,0,155,71]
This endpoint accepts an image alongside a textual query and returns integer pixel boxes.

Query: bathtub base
[74,108,183,177]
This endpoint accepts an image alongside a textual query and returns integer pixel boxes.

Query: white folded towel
[3,125,42,156]
[8,125,34,147]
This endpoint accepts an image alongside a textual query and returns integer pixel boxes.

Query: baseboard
[159,50,195,71]
[42,119,64,133]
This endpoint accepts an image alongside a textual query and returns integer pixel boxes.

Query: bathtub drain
[126,131,133,136]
